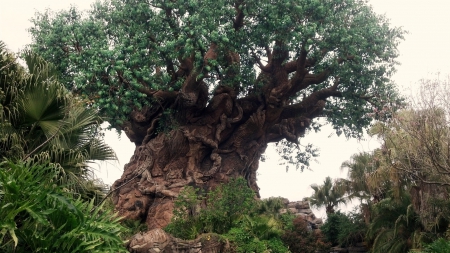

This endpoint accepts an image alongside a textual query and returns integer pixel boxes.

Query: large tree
[29,0,404,232]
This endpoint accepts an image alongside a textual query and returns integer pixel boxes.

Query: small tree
[310,176,347,215]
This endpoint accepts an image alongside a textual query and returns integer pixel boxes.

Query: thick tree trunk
[112,108,268,229]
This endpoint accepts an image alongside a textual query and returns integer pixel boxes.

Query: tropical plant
[0,41,116,201]
[366,192,422,253]
[164,178,291,252]
[411,238,450,253]
[257,197,286,217]
[29,0,405,230]
[309,176,347,215]
[340,152,390,204]
[365,76,450,232]
[0,161,128,252]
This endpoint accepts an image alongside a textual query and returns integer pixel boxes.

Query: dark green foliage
[165,177,257,238]
[204,177,258,234]
[281,217,331,253]
[367,194,422,253]
[165,178,291,252]
[0,161,128,252]
[321,212,341,246]
[321,210,366,247]
[0,41,116,202]
[225,214,290,253]
[414,238,450,253]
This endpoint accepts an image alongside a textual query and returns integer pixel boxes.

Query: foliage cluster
[321,210,366,247]
[0,161,127,252]
[411,238,450,253]
[0,42,128,252]
[165,178,294,252]
[281,217,331,253]
[310,75,450,253]
[309,176,347,214]
[0,41,116,202]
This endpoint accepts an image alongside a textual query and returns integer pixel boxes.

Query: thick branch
[281,86,341,120]
[233,4,245,30]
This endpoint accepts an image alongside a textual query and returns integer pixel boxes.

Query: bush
[282,217,331,253]
[410,238,450,253]
[0,161,128,252]
[321,210,366,247]
[165,177,258,239]
[165,177,291,252]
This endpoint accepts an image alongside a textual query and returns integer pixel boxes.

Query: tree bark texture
[112,97,275,229]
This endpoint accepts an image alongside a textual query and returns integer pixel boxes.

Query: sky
[1,0,450,218]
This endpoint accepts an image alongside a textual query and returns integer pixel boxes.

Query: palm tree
[309,176,347,215]
[340,151,392,204]
[0,42,116,201]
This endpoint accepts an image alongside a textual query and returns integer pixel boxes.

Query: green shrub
[410,238,450,253]
[281,217,330,253]
[165,177,291,252]
[0,161,128,252]
[321,210,366,247]
[165,177,257,239]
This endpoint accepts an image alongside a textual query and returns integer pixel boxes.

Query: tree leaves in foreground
[0,161,128,253]
[0,41,116,201]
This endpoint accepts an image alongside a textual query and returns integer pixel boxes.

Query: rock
[287,202,298,208]
[295,213,307,219]
[298,208,312,214]
[295,201,309,209]
[128,229,170,253]
[306,213,316,221]
[128,230,226,253]
[312,218,323,224]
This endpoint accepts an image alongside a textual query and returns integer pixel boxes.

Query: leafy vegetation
[309,176,347,215]
[165,178,296,252]
[0,42,128,252]
[0,161,128,252]
[411,238,450,253]
[309,75,450,252]
[281,217,330,253]
[321,210,366,248]
[28,0,404,166]
[0,41,116,202]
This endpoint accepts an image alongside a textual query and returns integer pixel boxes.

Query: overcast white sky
[1,0,450,218]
